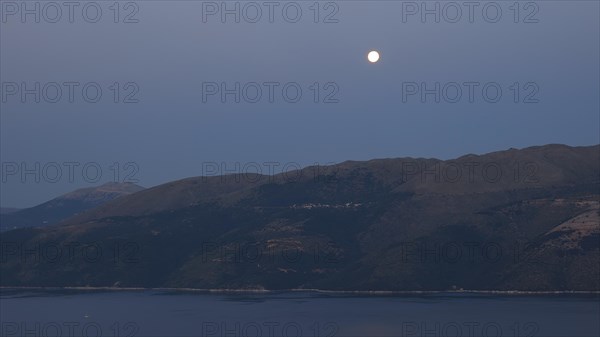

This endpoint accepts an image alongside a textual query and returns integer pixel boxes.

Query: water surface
[1,289,598,336]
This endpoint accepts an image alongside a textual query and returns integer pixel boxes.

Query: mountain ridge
[1,144,598,291]
[0,182,145,231]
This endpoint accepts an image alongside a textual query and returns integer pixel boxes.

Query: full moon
[367,51,380,63]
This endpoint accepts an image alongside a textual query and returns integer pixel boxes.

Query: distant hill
[1,144,598,291]
[0,208,20,214]
[0,182,145,231]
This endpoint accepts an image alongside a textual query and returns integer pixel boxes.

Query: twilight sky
[1,0,599,207]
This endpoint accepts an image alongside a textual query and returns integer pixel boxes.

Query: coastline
[1,286,599,296]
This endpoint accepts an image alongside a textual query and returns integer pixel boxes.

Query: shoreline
[1,286,598,296]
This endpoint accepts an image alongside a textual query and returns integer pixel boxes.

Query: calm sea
[1,289,598,337]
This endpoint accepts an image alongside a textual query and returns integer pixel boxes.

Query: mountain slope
[1,144,598,291]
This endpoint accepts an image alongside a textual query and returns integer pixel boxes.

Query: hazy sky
[1,0,599,207]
